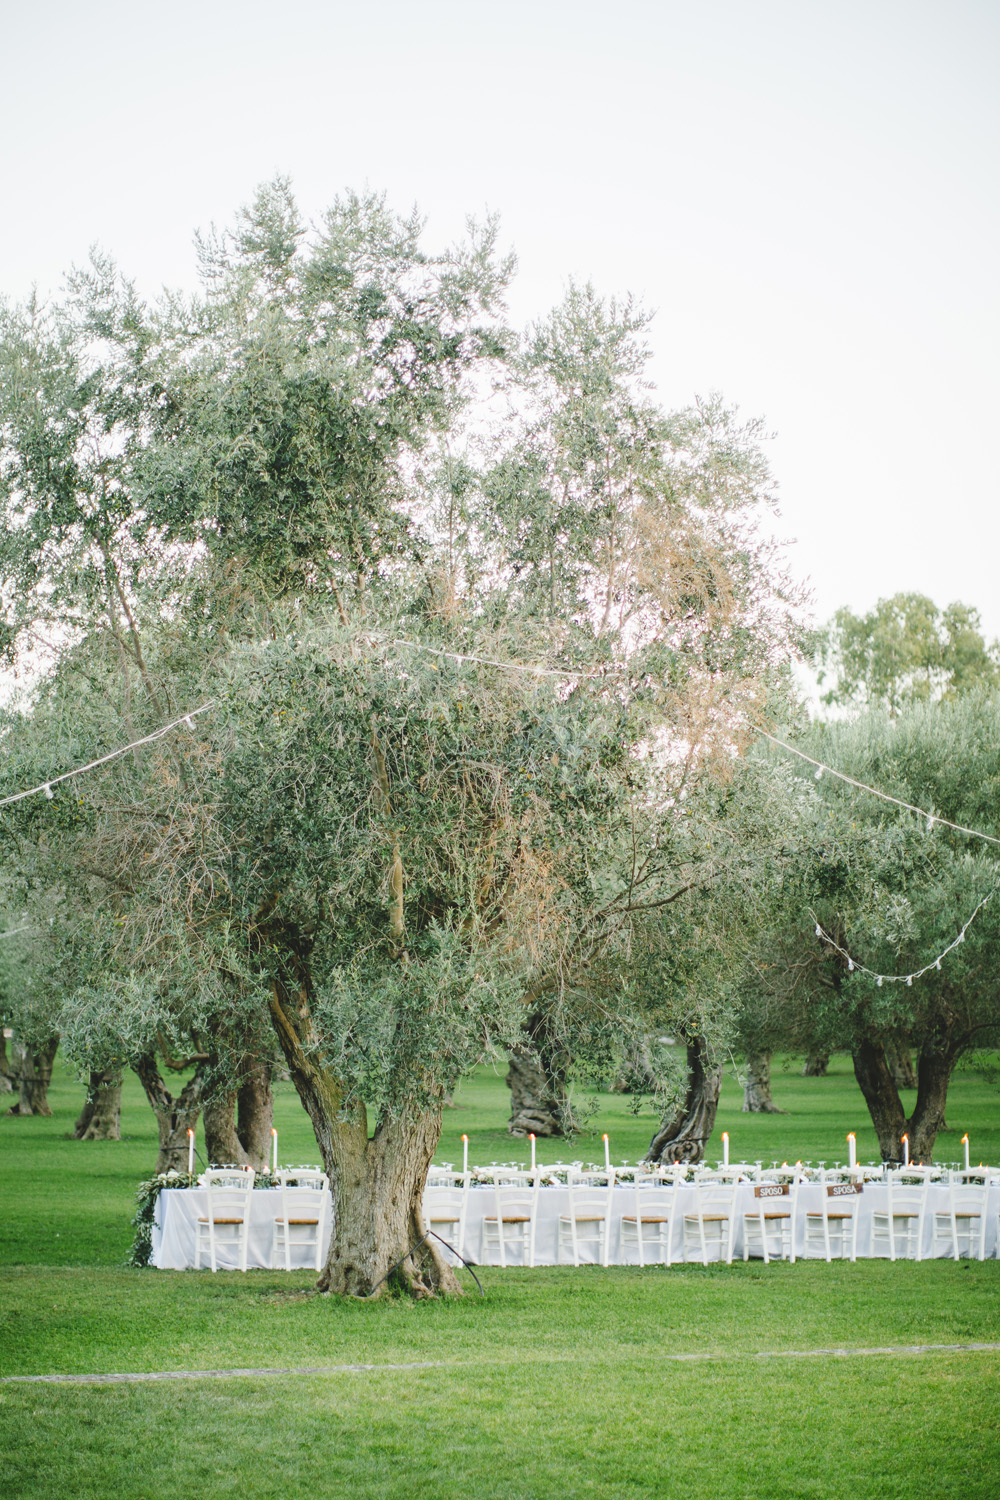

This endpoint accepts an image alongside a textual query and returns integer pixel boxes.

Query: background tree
[738,693,1000,1160]
[814,593,1000,713]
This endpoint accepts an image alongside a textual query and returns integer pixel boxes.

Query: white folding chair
[482,1172,539,1267]
[422,1181,470,1265]
[273,1168,329,1272]
[194,1168,255,1272]
[681,1179,737,1265]
[804,1178,862,1262]
[557,1169,615,1267]
[620,1182,675,1267]
[743,1171,801,1264]
[870,1174,926,1260]
[931,1176,988,1261]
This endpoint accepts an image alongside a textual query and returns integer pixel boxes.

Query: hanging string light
[810,888,994,988]
[756,728,1000,849]
[0,704,214,811]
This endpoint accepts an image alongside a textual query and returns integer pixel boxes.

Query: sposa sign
[827,1183,863,1197]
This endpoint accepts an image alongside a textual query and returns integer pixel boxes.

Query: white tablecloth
[451,1181,1000,1265]
[151,1187,334,1270]
[150,1181,1000,1269]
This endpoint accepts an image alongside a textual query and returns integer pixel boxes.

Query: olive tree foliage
[814,593,1000,713]
[0,179,799,1293]
[734,693,1000,1161]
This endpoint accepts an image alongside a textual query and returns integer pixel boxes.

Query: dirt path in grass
[4,1343,1000,1384]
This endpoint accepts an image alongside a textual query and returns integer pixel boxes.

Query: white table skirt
[151,1187,334,1270]
[150,1181,1000,1270]
[449,1181,1000,1266]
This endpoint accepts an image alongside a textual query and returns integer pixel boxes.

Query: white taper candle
[722,1132,729,1167]
[187,1128,195,1174]
[271,1126,278,1173]
[848,1133,856,1169]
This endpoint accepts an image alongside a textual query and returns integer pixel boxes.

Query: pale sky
[3,0,998,638]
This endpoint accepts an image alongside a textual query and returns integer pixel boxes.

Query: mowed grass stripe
[6,1341,1000,1384]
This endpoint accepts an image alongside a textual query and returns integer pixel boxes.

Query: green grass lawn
[1,1056,999,1498]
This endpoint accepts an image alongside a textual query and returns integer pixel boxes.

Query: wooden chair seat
[198,1217,245,1225]
[686,1213,729,1222]
[274,1217,319,1225]
[746,1211,791,1221]
[485,1214,531,1224]
[622,1214,671,1224]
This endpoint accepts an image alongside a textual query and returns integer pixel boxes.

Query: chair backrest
[886,1174,927,1219]
[566,1168,614,1216]
[629,1183,675,1220]
[692,1179,738,1217]
[276,1170,328,1231]
[822,1180,863,1218]
[423,1184,468,1219]
[204,1168,255,1222]
[278,1168,328,1191]
[491,1178,539,1219]
[202,1167,254,1188]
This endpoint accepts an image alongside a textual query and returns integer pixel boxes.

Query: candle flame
[529,1133,535,1141]
[271,1127,277,1137]
[901,1134,908,1143]
[962,1135,969,1144]
[187,1129,193,1138]
[603,1133,608,1142]
[847,1133,855,1141]
[462,1134,468,1142]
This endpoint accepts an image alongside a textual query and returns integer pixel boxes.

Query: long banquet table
[151,1186,334,1271]
[150,1179,1000,1270]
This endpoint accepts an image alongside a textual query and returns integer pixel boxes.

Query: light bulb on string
[815,923,823,938]
[814,766,823,781]
[877,976,883,987]
[906,976,913,987]
[42,785,53,800]
[847,958,854,972]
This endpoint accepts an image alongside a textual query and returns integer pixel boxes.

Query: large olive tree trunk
[135,1054,206,1173]
[644,1037,723,1165]
[203,1057,273,1170]
[802,1051,830,1076]
[506,1046,568,1136]
[74,1070,122,1140]
[506,1010,576,1136]
[885,1041,918,1091]
[0,1034,15,1093]
[852,1034,958,1163]
[269,979,459,1299]
[742,1051,783,1113]
[6,1036,60,1116]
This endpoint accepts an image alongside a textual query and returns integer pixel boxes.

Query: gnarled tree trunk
[506,1008,576,1136]
[135,1054,206,1173]
[853,1034,958,1163]
[885,1041,918,1091]
[645,1036,722,1164]
[269,976,460,1299]
[237,1056,274,1167]
[0,1034,15,1093]
[507,1045,571,1136]
[802,1051,830,1077]
[202,1058,273,1170]
[7,1036,60,1116]
[742,1051,783,1113]
[74,1070,122,1140]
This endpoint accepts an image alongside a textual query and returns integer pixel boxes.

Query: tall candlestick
[603,1133,611,1173]
[462,1134,469,1176]
[847,1133,856,1169]
[187,1128,195,1174]
[722,1132,729,1167]
[963,1134,970,1172]
[271,1127,278,1173]
[901,1134,909,1167]
[529,1132,536,1173]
